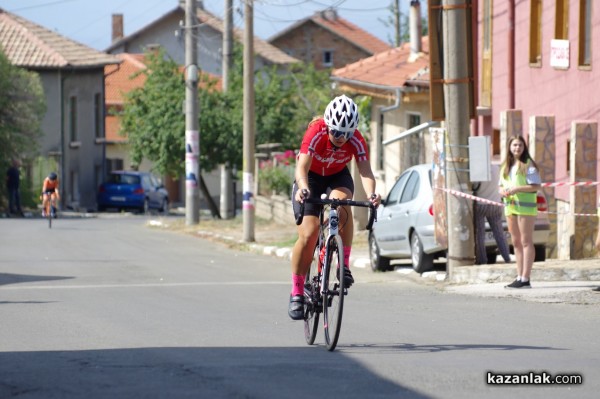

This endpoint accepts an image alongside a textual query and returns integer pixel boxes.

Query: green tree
[0,49,46,205]
[121,47,333,177]
[119,49,186,177]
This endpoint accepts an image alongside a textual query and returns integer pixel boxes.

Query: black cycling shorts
[292,167,354,217]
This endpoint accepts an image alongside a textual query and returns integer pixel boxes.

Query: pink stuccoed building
[474,0,598,201]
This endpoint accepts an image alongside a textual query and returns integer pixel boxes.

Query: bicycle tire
[47,203,52,229]
[304,244,321,345]
[323,234,345,351]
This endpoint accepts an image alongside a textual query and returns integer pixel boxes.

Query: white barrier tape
[541,181,600,187]
[436,187,504,207]
[436,187,598,217]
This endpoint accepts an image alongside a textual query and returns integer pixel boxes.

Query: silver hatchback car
[368,164,550,273]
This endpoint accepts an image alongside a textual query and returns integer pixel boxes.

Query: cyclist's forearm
[295,154,311,190]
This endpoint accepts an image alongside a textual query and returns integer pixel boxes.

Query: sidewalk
[152,213,600,282]
[149,213,600,305]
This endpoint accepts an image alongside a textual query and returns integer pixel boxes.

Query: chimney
[320,8,338,21]
[409,0,422,57]
[178,0,204,9]
[112,14,124,43]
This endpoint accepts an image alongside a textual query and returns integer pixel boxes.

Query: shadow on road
[0,347,434,398]
[0,273,73,287]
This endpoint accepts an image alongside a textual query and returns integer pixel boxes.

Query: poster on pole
[185,130,199,188]
[431,127,448,248]
[242,172,254,210]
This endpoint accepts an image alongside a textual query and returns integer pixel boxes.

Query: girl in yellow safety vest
[499,135,541,289]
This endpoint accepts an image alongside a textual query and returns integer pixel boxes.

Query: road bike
[42,192,58,229]
[295,192,376,351]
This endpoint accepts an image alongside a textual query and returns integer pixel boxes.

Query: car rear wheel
[139,199,149,214]
[534,245,546,262]
[160,198,169,213]
[486,250,498,264]
[368,233,391,272]
[410,232,434,273]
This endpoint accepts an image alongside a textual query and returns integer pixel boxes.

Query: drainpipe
[508,0,515,109]
[59,70,65,211]
[380,88,402,113]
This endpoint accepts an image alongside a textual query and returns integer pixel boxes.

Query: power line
[8,0,79,12]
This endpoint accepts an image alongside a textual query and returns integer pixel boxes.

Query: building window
[322,50,333,67]
[481,0,493,107]
[94,93,102,139]
[529,0,543,65]
[69,96,78,143]
[407,113,422,166]
[578,0,592,67]
[408,113,421,129]
[555,0,569,40]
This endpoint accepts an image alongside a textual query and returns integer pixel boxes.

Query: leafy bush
[258,150,295,196]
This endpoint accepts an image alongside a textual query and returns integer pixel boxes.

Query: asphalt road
[0,215,598,398]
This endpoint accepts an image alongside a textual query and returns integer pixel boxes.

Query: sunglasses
[329,129,353,140]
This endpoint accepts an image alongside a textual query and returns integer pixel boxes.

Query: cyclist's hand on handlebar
[369,193,382,208]
[296,188,310,203]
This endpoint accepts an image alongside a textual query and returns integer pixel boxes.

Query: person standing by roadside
[6,159,24,217]
[473,163,511,265]
[499,135,541,289]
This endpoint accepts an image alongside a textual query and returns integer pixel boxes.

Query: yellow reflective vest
[500,164,538,216]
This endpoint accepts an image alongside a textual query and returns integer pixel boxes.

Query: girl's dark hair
[501,135,538,177]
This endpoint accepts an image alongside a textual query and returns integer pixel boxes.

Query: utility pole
[220,0,234,219]
[242,0,255,242]
[222,0,233,92]
[185,0,200,225]
[443,0,474,271]
[394,0,401,46]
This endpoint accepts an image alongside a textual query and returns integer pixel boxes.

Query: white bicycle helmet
[323,94,359,138]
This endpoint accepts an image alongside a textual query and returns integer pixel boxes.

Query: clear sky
[1,0,421,51]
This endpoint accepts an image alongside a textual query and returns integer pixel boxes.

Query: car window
[108,174,140,185]
[150,175,162,188]
[141,175,152,190]
[400,171,420,203]
[386,171,410,206]
[123,175,140,185]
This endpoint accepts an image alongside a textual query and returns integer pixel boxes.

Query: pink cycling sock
[291,273,305,296]
[344,246,351,269]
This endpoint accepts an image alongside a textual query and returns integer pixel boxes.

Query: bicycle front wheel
[323,235,345,351]
[304,244,320,345]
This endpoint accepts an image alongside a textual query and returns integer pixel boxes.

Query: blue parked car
[97,171,169,213]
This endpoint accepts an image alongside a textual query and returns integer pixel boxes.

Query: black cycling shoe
[337,267,354,287]
[288,295,305,320]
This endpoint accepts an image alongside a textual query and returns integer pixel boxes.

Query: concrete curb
[149,219,600,286]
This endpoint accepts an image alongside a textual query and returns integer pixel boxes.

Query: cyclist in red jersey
[288,95,381,320]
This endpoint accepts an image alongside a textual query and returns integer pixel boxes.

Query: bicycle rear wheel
[323,235,345,351]
[304,244,321,345]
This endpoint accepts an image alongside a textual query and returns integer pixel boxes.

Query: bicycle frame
[296,193,376,351]
[43,192,57,228]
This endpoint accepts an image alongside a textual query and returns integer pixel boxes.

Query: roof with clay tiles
[0,8,119,69]
[269,10,391,56]
[331,37,430,90]
[106,6,298,66]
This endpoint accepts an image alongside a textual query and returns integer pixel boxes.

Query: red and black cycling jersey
[298,118,369,176]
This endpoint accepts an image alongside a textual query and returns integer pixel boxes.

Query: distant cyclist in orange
[42,172,60,218]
